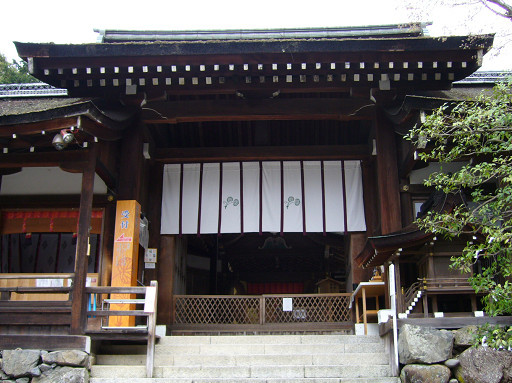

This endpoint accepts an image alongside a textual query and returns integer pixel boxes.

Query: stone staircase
[90,334,399,383]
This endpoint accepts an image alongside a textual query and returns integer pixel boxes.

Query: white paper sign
[36,279,64,287]
[145,248,157,263]
[145,262,156,269]
[283,297,293,312]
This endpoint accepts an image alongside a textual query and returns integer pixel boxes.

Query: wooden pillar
[99,204,116,288]
[70,144,97,335]
[361,159,378,237]
[118,121,145,202]
[144,162,163,285]
[157,235,175,325]
[375,110,402,234]
[210,245,218,294]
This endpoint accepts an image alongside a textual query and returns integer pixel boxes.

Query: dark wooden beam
[71,143,97,335]
[155,145,370,163]
[0,335,90,352]
[143,98,375,123]
[79,116,125,141]
[0,313,71,325]
[95,157,118,192]
[0,150,88,168]
[0,117,77,137]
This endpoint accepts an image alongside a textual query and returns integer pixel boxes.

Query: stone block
[2,349,41,378]
[31,366,89,383]
[453,325,478,348]
[400,364,451,383]
[398,324,453,364]
[41,350,89,367]
[444,358,460,369]
[455,346,512,383]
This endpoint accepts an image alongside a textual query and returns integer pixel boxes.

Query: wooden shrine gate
[172,293,352,332]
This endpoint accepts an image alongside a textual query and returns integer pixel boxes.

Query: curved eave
[355,225,434,269]
[356,193,464,268]
[0,99,135,141]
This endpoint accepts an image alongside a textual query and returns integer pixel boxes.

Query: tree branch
[479,0,512,20]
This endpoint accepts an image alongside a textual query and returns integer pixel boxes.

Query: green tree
[407,80,512,316]
[0,53,38,84]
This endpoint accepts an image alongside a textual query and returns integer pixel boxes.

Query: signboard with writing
[109,200,141,327]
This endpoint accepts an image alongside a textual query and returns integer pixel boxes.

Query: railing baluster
[260,296,265,325]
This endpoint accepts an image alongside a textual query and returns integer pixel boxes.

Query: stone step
[90,377,400,383]
[156,335,382,346]
[96,352,390,367]
[154,342,384,356]
[91,364,392,379]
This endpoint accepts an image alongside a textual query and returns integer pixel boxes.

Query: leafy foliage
[473,324,512,349]
[0,53,38,84]
[406,80,512,316]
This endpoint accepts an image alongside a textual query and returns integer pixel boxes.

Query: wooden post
[362,286,367,335]
[471,295,477,312]
[118,122,145,202]
[375,110,402,234]
[361,159,378,236]
[71,145,97,335]
[144,163,163,285]
[157,235,175,325]
[110,200,141,327]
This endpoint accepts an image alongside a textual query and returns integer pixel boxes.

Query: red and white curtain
[160,161,366,235]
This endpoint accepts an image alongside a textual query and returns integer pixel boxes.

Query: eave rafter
[14,34,493,98]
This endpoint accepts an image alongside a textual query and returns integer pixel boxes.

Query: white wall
[0,167,107,195]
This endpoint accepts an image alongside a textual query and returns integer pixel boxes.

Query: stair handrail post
[145,280,158,378]
[388,263,399,376]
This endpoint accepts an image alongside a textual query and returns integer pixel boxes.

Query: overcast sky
[1,0,509,70]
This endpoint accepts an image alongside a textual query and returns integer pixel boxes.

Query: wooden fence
[173,293,352,331]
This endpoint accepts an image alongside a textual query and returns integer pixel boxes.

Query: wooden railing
[173,293,351,330]
[0,273,74,301]
[85,281,158,378]
[401,280,426,314]
[424,278,472,291]
[0,274,77,335]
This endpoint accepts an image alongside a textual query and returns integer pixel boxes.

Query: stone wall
[0,349,90,383]
[398,324,512,383]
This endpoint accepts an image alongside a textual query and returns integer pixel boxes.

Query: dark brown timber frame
[0,26,497,336]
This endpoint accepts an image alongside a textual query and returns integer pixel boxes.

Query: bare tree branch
[479,0,512,20]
